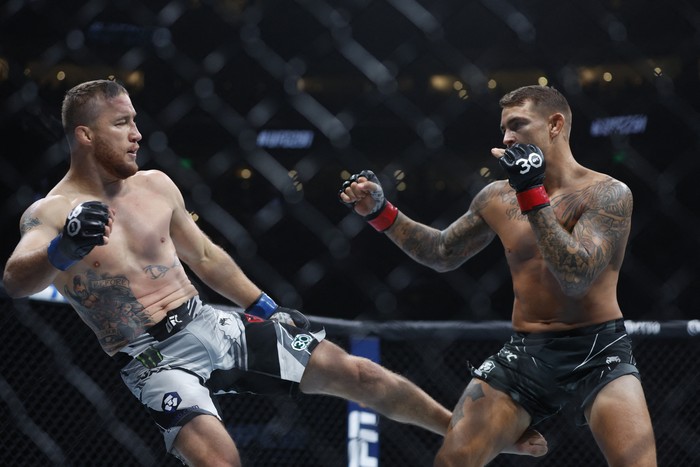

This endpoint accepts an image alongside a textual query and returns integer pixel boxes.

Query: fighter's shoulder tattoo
[478,180,528,222]
[20,216,41,235]
[551,178,631,231]
[530,178,631,295]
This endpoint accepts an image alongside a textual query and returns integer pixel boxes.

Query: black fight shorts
[470,319,640,426]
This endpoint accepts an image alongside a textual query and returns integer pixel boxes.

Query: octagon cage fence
[1,295,698,467]
[2,0,700,466]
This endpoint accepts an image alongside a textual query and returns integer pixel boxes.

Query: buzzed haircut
[499,85,572,129]
[61,79,129,135]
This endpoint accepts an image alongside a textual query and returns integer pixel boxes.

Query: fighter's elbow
[430,249,469,273]
[2,272,27,298]
[2,265,44,299]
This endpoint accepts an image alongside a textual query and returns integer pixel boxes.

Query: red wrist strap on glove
[516,186,550,214]
[367,201,399,232]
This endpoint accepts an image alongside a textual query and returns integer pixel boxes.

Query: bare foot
[503,428,548,457]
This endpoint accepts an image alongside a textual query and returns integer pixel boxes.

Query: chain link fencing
[1,0,699,323]
[1,297,699,466]
[1,0,699,465]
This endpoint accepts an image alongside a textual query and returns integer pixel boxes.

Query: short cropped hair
[61,79,128,136]
[500,85,572,132]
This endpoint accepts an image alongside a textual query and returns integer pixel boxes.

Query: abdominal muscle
[497,219,624,333]
[56,259,198,355]
[508,270,623,333]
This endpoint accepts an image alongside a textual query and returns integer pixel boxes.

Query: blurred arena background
[1,0,699,465]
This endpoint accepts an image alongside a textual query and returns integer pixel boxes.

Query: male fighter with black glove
[48,201,312,331]
[497,143,550,214]
[5,79,458,466]
[335,85,658,467]
[338,169,398,232]
[47,200,111,271]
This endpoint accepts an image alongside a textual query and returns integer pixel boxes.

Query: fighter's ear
[548,113,565,139]
[74,125,92,144]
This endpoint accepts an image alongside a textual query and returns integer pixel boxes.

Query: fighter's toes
[513,428,548,457]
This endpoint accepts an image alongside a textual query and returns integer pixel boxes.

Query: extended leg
[299,339,451,435]
[300,340,547,460]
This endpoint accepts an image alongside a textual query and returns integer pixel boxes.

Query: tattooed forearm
[386,184,498,272]
[388,213,493,272]
[530,179,632,296]
[389,219,445,266]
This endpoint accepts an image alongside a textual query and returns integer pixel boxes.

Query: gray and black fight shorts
[116,296,323,459]
[470,318,640,426]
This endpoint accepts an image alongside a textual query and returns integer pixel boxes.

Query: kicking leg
[300,340,547,458]
[299,339,451,435]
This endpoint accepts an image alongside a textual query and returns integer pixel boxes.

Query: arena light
[429,74,453,91]
[256,129,314,149]
[86,22,155,47]
[590,114,648,137]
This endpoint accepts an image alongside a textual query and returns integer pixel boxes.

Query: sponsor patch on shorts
[291,334,313,351]
[162,392,182,412]
[475,360,495,376]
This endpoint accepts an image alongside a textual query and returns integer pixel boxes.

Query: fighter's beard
[94,137,138,179]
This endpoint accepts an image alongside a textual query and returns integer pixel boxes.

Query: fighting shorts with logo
[117,296,323,459]
[470,318,640,425]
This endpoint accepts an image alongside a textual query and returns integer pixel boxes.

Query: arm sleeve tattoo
[529,179,632,297]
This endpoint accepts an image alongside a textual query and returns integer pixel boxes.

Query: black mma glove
[245,292,311,331]
[269,308,311,331]
[338,169,399,232]
[47,201,110,271]
[498,143,550,214]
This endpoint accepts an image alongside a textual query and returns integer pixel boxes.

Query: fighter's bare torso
[44,171,197,355]
[473,169,630,332]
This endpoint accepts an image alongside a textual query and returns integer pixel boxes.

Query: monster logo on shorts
[474,360,495,377]
[162,392,182,412]
[291,334,313,351]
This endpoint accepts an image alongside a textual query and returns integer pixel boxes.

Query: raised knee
[301,350,384,396]
[353,357,401,401]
